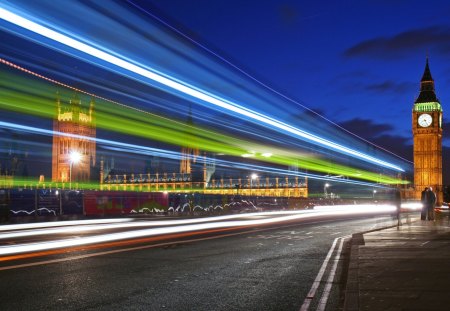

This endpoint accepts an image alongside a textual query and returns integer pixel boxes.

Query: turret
[70,93,81,122]
[56,91,61,117]
[89,97,95,123]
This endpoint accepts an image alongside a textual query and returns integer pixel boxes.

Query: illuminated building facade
[102,170,308,197]
[100,99,308,197]
[52,93,96,183]
[412,58,443,204]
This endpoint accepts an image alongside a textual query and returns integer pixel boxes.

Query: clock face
[418,114,432,127]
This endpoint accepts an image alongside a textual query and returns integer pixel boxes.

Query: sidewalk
[344,213,450,311]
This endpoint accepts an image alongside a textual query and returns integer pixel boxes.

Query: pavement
[344,211,450,311]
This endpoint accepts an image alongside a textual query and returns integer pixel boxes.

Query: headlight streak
[0,205,396,256]
[0,120,405,185]
[0,218,133,232]
[0,210,319,239]
[0,6,404,172]
[0,204,405,239]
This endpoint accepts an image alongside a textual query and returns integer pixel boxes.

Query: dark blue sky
[136,0,450,159]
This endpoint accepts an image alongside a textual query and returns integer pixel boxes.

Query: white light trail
[0,6,404,172]
[0,218,132,232]
[0,205,396,256]
[0,210,324,239]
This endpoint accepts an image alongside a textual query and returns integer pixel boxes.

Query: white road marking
[300,238,339,311]
[300,235,350,311]
[317,237,346,311]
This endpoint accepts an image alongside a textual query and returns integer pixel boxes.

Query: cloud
[278,4,299,25]
[365,80,415,94]
[339,118,412,160]
[339,118,393,135]
[344,26,450,59]
[442,119,450,143]
[443,147,450,184]
[338,120,450,184]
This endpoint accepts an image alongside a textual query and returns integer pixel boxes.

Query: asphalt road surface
[0,214,403,311]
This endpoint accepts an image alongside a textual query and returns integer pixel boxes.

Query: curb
[343,224,399,311]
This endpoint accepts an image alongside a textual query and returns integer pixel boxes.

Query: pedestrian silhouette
[393,188,402,226]
[421,187,428,220]
[427,187,436,221]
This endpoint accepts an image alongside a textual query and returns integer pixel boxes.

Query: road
[0,209,412,310]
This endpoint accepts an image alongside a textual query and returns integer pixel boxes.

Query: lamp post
[324,183,330,198]
[373,189,377,199]
[250,173,258,195]
[69,151,81,190]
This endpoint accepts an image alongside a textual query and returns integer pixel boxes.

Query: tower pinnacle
[415,57,438,104]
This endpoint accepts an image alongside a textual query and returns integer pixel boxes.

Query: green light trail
[0,69,407,185]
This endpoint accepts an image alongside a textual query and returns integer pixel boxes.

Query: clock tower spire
[412,58,443,205]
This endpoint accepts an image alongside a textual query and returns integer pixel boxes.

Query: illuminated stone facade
[102,171,308,197]
[412,59,443,204]
[101,103,308,197]
[52,94,96,183]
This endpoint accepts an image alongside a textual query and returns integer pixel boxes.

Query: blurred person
[393,188,402,226]
[427,187,436,221]
[420,187,428,220]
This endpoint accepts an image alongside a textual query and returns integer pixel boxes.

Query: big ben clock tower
[412,58,443,205]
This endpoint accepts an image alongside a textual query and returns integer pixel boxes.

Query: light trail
[0,206,399,238]
[0,6,404,172]
[0,120,405,185]
[1,68,403,184]
[0,205,396,256]
[128,0,414,166]
[0,218,133,232]
[0,210,321,239]
[0,58,407,184]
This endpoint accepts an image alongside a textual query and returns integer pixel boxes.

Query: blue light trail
[0,5,404,172]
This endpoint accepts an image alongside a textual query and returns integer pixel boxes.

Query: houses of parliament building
[49,93,308,198]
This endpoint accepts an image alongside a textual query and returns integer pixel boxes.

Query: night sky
[1,0,450,184]
[136,0,450,163]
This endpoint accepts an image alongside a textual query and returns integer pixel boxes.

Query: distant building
[52,93,96,183]
[0,133,29,177]
[412,58,443,204]
[0,132,29,188]
[179,105,199,175]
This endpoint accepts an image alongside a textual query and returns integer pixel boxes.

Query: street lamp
[324,183,330,198]
[251,173,258,186]
[250,173,258,194]
[373,189,377,199]
[69,150,81,190]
